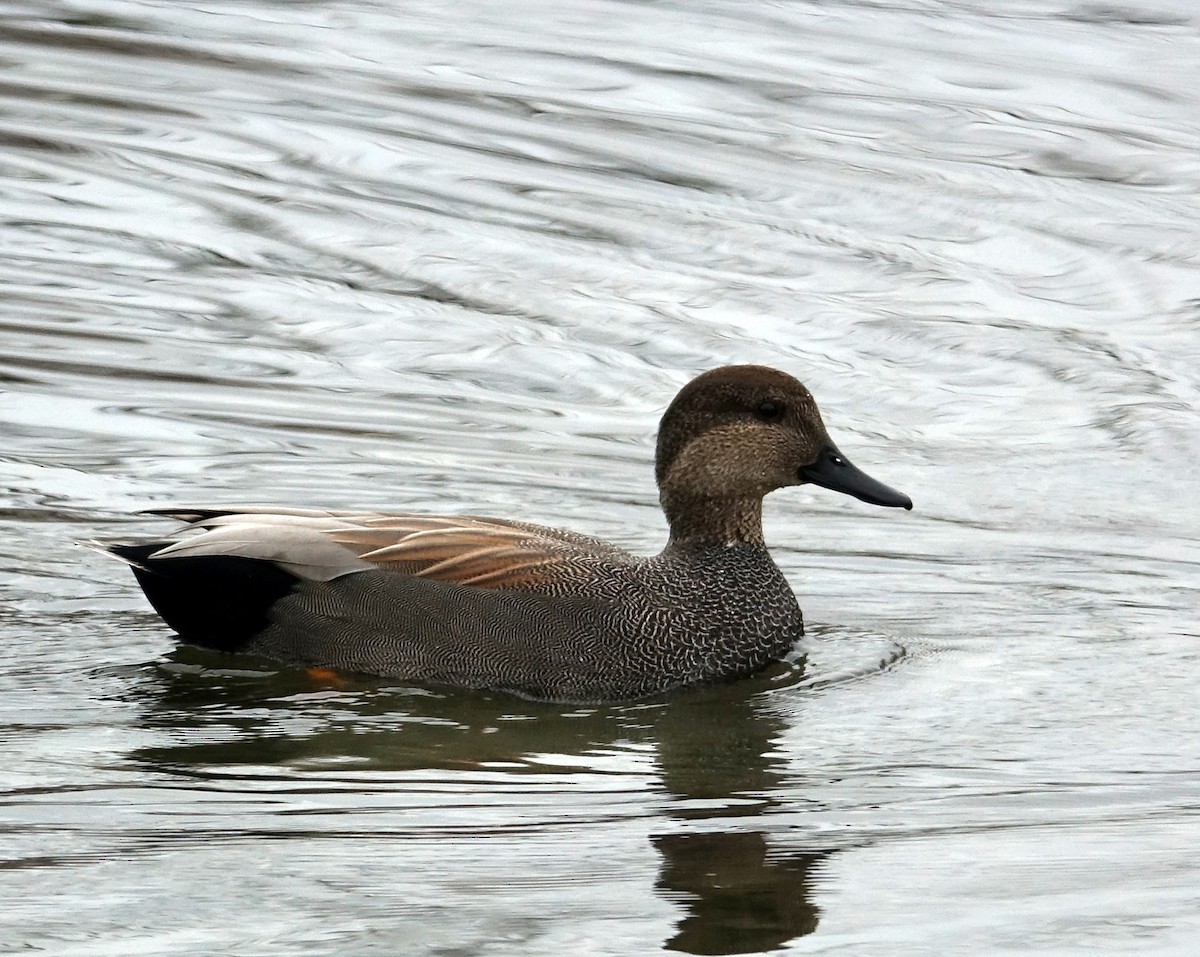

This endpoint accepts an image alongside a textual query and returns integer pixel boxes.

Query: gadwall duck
[102,365,911,701]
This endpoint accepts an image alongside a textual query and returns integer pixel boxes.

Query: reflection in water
[655,832,824,954]
[651,681,831,953]
[124,649,831,953]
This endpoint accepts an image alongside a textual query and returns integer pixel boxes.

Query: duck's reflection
[655,831,824,954]
[120,647,833,954]
[649,669,830,954]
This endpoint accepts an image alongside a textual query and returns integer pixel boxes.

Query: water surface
[2,1,1199,954]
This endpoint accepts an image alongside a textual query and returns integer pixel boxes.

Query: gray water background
[2,1,1198,954]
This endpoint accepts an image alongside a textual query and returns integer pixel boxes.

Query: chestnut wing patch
[331,514,630,589]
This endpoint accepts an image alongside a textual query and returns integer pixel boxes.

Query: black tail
[110,543,299,652]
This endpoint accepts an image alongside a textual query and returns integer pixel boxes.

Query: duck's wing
[133,507,634,588]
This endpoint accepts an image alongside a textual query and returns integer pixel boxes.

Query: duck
[101,365,912,702]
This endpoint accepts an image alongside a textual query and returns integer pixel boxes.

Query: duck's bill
[800,445,913,510]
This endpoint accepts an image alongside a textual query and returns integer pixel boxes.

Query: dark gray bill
[800,445,913,510]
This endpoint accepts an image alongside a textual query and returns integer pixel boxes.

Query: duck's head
[655,365,911,544]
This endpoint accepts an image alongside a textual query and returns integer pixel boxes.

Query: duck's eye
[755,400,784,422]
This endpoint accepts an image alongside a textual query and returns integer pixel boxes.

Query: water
[2,0,1199,953]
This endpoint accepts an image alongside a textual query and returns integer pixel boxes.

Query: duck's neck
[661,492,766,549]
